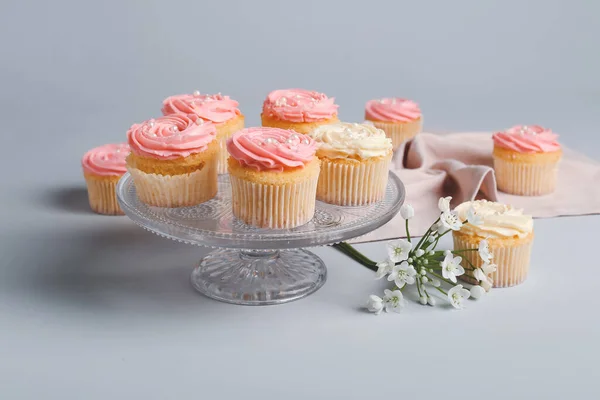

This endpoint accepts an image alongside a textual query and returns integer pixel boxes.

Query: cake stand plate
[117,173,405,305]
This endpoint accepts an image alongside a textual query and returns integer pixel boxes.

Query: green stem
[414,217,440,251]
[332,242,377,272]
[433,286,448,296]
[405,219,411,243]
[428,270,456,286]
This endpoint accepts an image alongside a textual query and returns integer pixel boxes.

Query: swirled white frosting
[454,200,533,239]
[308,122,392,159]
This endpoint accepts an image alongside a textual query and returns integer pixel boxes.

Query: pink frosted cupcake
[492,125,562,196]
[227,127,320,229]
[81,143,130,215]
[261,89,339,134]
[126,114,219,207]
[161,91,244,175]
[364,98,422,149]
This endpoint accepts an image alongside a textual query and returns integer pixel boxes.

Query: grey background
[1,1,599,399]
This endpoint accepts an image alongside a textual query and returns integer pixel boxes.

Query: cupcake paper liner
[493,156,559,196]
[84,175,123,215]
[317,156,391,206]
[371,118,423,150]
[452,233,534,288]
[128,161,218,207]
[229,173,319,229]
[217,134,231,175]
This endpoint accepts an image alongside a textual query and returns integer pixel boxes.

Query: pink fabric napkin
[352,132,600,243]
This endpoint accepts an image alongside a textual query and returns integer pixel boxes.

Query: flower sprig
[334,197,497,314]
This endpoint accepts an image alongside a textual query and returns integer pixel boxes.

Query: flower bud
[423,259,428,265]
[427,297,436,306]
[419,296,427,305]
[432,279,441,287]
[470,285,485,299]
[422,276,429,283]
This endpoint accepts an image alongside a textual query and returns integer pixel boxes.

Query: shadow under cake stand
[116,173,405,306]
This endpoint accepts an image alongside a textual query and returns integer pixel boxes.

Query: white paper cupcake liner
[84,175,123,215]
[493,156,559,196]
[128,162,218,208]
[229,174,319,229]
[317,156,391,206]
[452,233,534,288]
[217,135,230,175]
[371,119,423,150]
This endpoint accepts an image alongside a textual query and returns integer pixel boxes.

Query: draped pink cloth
[353,132,600,243]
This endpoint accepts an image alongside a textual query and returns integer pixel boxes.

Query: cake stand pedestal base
[190,248,327,306]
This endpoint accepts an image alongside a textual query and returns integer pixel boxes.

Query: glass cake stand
[116,173,405,306]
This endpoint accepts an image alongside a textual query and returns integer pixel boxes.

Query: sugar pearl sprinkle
[518,125,537,136]
[193,90,201,96]
[259,133,311,149]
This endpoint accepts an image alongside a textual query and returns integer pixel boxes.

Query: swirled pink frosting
[493,125,561,153]
[161,92,241,123]
[82,143,130,176]
[262,89,338,122]
[227,127,317,172]
[127,114,217,160]
[365,98,421,122]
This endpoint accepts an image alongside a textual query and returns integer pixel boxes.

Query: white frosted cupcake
[308,122,393,206]
[453,200,534,288]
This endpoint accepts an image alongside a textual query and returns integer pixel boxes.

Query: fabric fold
[352,132,600,243]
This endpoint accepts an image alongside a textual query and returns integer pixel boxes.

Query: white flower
[481,262,497,275]
[470,285,486,299]
[438,196,452,213]
[427,297,436,306]
[438,211,462,233]
[387,261,417,287]
[448,284,470,309]
[481,277,493,291]
[478,240,493,263]
[400,204,415,220]
[440,254,465,283]
[366,295,384,314]
[473,268,487,282]
[466,206,483,226]
[375,258,394,280]
[386,239,412,263]
[383,289,404,313]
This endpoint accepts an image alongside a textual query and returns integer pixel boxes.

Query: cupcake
[226,127,320,229]
[81,143,130,215]
[161,91,245,175]
[453,200,534,288]
[492,125,561,196]
[126,114,218,207]
[261,89,339,134]
[364,98,422,149]
[309,122,393,206]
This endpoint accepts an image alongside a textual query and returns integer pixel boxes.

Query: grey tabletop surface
[2,1,600,399]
